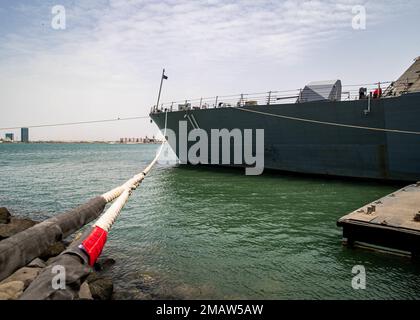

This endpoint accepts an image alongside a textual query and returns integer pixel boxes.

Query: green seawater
[1,143,419,299]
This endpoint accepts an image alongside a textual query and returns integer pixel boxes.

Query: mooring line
[75,111,168,267]
[96,110,168,231]
[0,116,150,131]
[232,107,420,135]
[1,112,169,282]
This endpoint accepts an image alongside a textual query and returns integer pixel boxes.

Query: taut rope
[97,111,168,232]
[232,107,420,135]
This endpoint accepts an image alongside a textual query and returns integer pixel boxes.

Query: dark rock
[112,289,152,300]
[136,273,158,292]
[86,272,100,283]
[0,207,11,224]
[0,217,37,240]
[39,241,66,260]
[87,275,114,300]
[94,258,116,272]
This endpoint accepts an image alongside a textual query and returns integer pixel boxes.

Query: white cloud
[0,0,417,140]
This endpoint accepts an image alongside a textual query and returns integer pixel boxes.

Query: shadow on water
[176,163,408,187]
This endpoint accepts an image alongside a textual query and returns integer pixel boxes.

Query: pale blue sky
[0,0,419,141]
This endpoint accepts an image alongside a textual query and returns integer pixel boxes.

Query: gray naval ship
[150,57,420,181]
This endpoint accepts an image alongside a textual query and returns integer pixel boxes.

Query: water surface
[1,143,419,299]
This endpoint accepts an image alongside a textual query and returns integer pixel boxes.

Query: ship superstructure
[151,57,420,181]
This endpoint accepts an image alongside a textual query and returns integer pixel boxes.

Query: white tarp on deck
[298,80,342,103]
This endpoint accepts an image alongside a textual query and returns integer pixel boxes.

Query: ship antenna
[156,68,168,111]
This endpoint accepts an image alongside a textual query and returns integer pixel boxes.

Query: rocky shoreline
[0,207,200,300]
[0,207,115,300]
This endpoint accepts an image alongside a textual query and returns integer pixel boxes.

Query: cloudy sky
[0,0,419,141]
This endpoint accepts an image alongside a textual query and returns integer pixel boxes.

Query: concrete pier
[337,182,420,257]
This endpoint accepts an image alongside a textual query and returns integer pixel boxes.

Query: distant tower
[21,128,29,143]
[5,133,14,141]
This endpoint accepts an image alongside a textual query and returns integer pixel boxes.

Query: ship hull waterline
[151,92,420,182]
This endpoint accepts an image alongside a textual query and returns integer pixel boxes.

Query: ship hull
[151,92,420,181]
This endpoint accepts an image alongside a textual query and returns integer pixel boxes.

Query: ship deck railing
[150,81,406,114]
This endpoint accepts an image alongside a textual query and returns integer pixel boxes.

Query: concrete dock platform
[337,182,420,257]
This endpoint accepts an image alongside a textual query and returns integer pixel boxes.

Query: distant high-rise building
[5,133,14,141]
[21,128,29,143]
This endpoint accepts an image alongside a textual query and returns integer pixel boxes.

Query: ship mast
[156,68,168,111]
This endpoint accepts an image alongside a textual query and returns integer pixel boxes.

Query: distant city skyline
[1,0,419,141]
[1,128,26,141]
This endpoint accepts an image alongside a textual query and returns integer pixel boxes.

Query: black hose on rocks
[19,229,92,300]
[0,197,107,282]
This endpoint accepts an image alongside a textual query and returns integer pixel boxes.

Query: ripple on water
[1,143,418,299]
